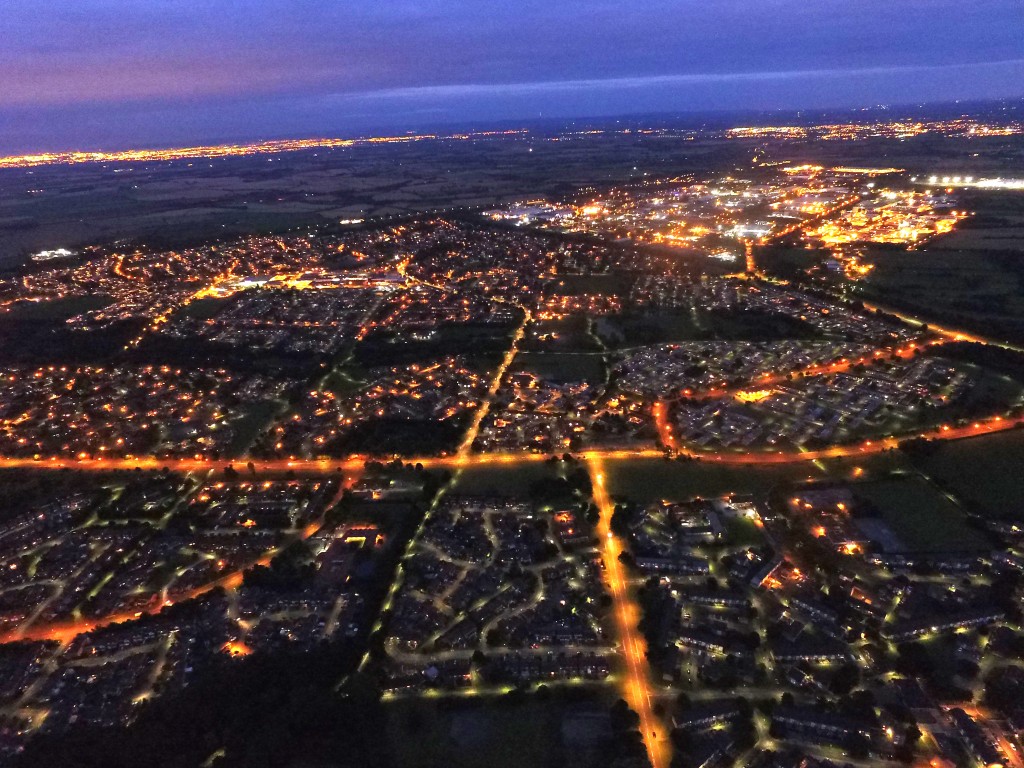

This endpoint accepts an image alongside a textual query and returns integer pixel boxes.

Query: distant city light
[920,176,1024,190]
[30,248,77,262]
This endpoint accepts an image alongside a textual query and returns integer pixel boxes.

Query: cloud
[344,59,1024,103]
[4,0,1023,107]
[1,0,1022,148]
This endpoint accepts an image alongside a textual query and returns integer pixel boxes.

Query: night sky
[3,0,1023,152]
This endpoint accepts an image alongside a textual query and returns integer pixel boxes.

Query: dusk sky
[3,0,1023,153]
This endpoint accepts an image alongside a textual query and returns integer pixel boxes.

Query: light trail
[590,456,670,768]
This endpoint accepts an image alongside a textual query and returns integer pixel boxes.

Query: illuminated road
[455,308,531,458]
[951,705,1024,768]
[2,261,1023,665]
[693,413,1024,464]
[746,238,1024,354]
[125,257,242,350]
[590,456,670,768]
[0,469,359,646]
[0,410,1020,475]
[397,251,533,462]
[662,341,936,404]
[760,193,863,247]
[0,563,249,645]
[651,400,676,453]
[652,342,934,450]
[857,297,1024,354]
[744,240,756,274]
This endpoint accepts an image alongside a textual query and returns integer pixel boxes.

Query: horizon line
[1,94,1022,169]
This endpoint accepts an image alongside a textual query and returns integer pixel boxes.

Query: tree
[831,662,860,696]
[735,696,753,719]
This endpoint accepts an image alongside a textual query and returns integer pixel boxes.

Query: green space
[0,470,103,525]
[930,228,1024,252]
[857,244,1024,344]
[328,416,469,457]
[513,352,605,383]
[602,457,822,503]
[595,311,703,347]
[958,363,1024,413]
[816,450,913,480]
[548,273,630,296]
[706,308,820,341]
[386,696,613,768]
[596,306,819,348]
[174,296,230,321]
[724,514,765,546]
[755,245,830,282]
[227,399,284,457]
[453,462,562,496]
[321,363,371,396]
[5,295,111,322]
[924,343,1024,400]
[358,323,517,366]
[907,428,1024,522]
[522,315,602,352]
[463,353,503,377]
[853,475,989,552]
[0,312,143,365]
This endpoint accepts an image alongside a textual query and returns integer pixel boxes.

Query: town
[0,155,1023,768]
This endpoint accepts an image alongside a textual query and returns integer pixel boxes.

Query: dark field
[856,191,1024,344]
[908,428,1024,522]
[5,124,1023,272]
[853,475,989,553]
[596,307,820,348]
[386,694,618,768]
[1,294,111,321]
[0,131,756,267]
[513,352,605,383]
[602,457,823,503]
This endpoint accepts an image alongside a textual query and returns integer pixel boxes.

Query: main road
[0,409,1018,475]
[590,455,671,768]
